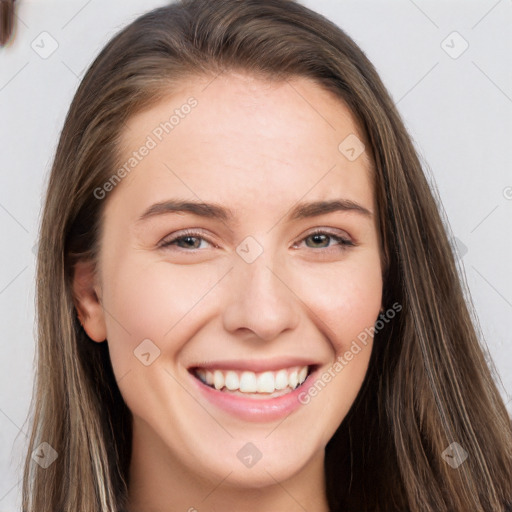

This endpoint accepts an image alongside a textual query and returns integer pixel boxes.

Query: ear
[72,260,107,342]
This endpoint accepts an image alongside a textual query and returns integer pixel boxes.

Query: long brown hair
[23,0,512,510]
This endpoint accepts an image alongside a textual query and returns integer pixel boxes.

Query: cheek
[293,258,382,439]
[99,257,225,370]
[98,257,219,420]
[292,256,383,355]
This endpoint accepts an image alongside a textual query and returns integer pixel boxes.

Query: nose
[221,245,301,342]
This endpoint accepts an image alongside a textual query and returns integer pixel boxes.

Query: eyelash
[159,228,355,252]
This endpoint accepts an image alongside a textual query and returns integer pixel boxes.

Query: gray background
[1,0,511,509]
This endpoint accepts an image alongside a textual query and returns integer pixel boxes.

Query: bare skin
[73,72,383,511]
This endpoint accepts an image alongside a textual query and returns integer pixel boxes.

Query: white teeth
[224,371,239,391]
[196,365,310,394]
[239,371,258,392]
[274,369,288,390]
[213,370,224,390]
[289,370,298,389]
[257,371,275,393]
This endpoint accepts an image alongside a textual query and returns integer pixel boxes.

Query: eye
[158,228,355,252]
[293,229,355,251]
[159,229,216,251]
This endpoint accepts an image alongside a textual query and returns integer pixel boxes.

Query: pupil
[310,234,327,247]
[183,236,198,248]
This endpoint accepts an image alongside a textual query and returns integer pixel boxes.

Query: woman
[20,0,512,510]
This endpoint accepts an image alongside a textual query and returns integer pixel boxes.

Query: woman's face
[78,72,383,493]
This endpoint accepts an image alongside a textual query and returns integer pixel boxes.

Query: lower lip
[189,368,319,422]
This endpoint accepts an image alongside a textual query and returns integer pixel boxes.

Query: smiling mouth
[190,365,314,399]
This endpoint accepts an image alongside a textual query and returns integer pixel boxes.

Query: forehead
[108,73,375,223]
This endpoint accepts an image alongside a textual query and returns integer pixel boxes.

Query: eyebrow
[136,198,373,224]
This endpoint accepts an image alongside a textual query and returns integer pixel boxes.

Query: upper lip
[188,357,320,373]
